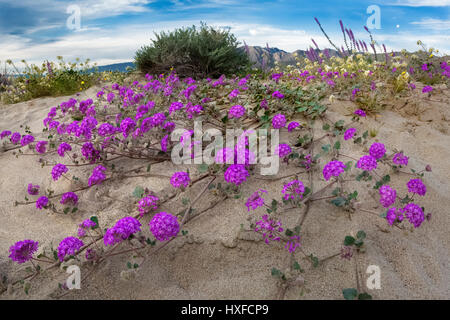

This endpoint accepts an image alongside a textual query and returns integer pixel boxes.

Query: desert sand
[0,84,449,300]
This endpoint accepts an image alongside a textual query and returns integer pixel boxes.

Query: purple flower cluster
[255,214,283,244]
[57,237,84,261]
[149,212,180,241]
[386,207,404,226]
[369,142,386,159]
[35,141,48,154]
[245,189,267,211]
[10,132,21,144]
[88,165,107,186]
[354,109,366,117]
[1,130,11,139]
[407,179,427,196]
[20,135,35,146]
[228,105,246,118]
[287,121,300,132]
[170,171,190,188]
[81,142,100,163]
[272,90,284,99]
[282,179,305,201]
[36,196,48,210]
[9,239,39,264]
[138,194,159,216]
[27,183,40,195]
[120,117,136,138]
[344,128,356,140]
[285,235,301,253]
[272,114,286,129]
[60,192,78,205]
[57,142,72,157]
[276,143,292,158]
[104,216,142,246]
[403,203,425,228]
[77,218,97,237]
[422,85,433,93]
[51,163,68,181]
[392,152,408,166]
[224,164,249,186]
[323,160,346,181]
[357,155,377,171]
[379,185,396,208]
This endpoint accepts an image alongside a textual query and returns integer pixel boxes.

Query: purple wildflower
[357,155,377,171]
[379,185,396,208]
[36,196,48,210]
[407,179,427,196]
[170,172,190,188]
[323,160,346,181]
[272,114,286,129]
[224,164,249,186]
[9,240,39,264]
[104,217,142,246]
[149,212,180,241]
[282,179,305,201]
[57,237,84,261]
[245,189,267,211]
[369,142,386,159]
[138,194,159,216]
[51,164,68,181]
[344,128,356,140]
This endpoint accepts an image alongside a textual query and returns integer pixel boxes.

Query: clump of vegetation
[134,22,251,78]
[0,57,128,104]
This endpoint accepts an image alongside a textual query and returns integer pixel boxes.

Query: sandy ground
[0,84,449,300]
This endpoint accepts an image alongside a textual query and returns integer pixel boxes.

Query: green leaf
[132,186,145,198]
[321,144,331,153]
[285,229,294,237]
[197,163,209,173]
[63,207,70,214]
[309,254,319,268]
[334,141,341,150]
[358,292,373,300]
[342,288,358,300]
[71,207,78,213]
[146,164,151,172]
[344,236,356,246]
[90,216,99,229]
[331,197,346,207]
[127,262,132,269]
[271,267,283,278]
[356,230,366,240]
[322,123,330,131]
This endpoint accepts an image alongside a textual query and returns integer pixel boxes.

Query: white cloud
[389,0,450,6]
[411,18,450,30]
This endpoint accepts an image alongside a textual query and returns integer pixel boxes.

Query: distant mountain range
[92,62,135,73]
[94,46,338,72]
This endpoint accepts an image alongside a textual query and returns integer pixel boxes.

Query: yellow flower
[81,81,85,84]
[429,54,433,58]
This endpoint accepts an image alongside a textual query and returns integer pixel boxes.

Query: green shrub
[134,22,251,78]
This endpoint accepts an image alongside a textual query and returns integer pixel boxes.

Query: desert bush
[134,22,250,78]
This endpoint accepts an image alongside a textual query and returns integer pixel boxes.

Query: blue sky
[0,0,449,66]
